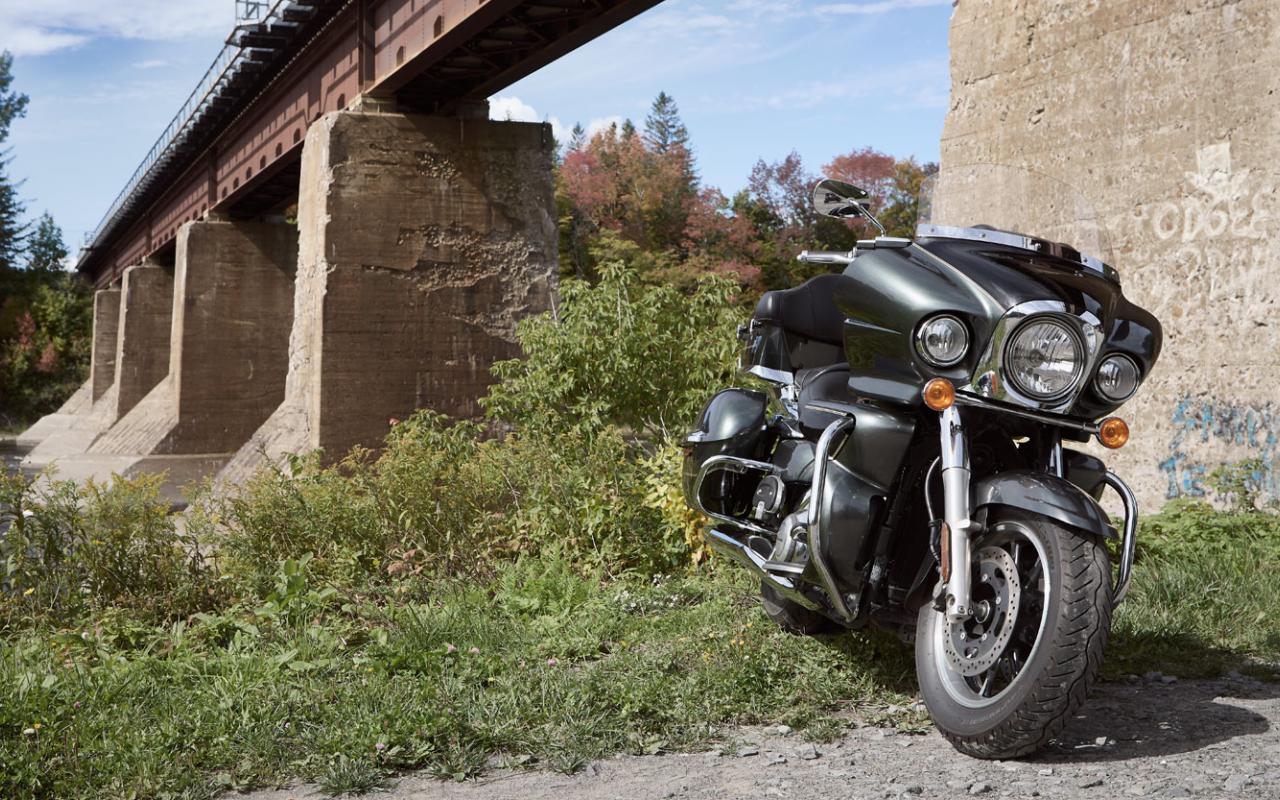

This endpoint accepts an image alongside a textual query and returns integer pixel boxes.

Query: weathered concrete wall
[113,262,174,419]
[943,0,1280,508]
[89,289,121,402]
[167,220,298,453]
[221,111,557,482]
[92,219,298,457]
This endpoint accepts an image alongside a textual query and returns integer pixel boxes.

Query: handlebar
[796,250,854,266]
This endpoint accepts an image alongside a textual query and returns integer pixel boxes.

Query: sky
[1,0,954,260]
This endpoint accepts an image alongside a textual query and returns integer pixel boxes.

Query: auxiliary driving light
[923,378,956,411]
[1098,417,1130,449]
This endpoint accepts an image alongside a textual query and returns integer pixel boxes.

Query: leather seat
[752,274,848,345]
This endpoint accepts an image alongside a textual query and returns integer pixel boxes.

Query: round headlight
[1004,318,1084,401]
[1094,354,1141,402]
[916,315,969,367]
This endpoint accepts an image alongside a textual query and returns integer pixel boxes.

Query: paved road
[242,675,1280,800]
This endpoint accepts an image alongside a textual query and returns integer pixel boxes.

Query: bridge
[80,0,661,286]
[20,0,663,495]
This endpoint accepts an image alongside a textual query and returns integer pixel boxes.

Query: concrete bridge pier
[16,287,125,458]
[91,219,298,460]
[90,288,122,403]
[219,111,557,483]
[113,262,174,421]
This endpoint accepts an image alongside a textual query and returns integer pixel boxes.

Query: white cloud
[812,0,953,14]
[488,97,636,149]
[489,95,569,144]
[585,115,626,138]
[2,28,87,57]
[132,59,168,70]
[0,0,229,56]
[728,0,952,18]
[711,57,949,112]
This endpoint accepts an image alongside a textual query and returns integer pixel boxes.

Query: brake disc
[943,546,1022,677]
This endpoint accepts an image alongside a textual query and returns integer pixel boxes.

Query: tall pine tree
[566,123,586,153]
[26,212,67,272]
[0,51,30,271]
[643,92,690,154]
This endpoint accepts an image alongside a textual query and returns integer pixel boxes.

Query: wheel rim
[930,521,1053,709]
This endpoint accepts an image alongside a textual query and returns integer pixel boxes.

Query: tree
[25,212,67,272]
[620,119,637,142]
[566,123,587,154]
[0,52,30,271]
[823,146,897,210]
[0,52,28,140]
[644,92,689,154]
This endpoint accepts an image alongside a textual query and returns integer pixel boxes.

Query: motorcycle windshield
[917,163,1114,273]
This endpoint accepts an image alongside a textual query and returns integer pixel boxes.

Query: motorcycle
[681,165,1161,758]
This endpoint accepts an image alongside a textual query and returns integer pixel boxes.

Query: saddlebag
[681,389,768,517]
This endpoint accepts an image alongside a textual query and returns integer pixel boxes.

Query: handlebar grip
[796,250,854,265]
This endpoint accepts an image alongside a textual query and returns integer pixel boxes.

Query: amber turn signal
[922,378,956,411]
[1098,417,1130,449]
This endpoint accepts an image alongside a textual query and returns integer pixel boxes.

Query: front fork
[936,406,1140,619]
[939,406,977,622]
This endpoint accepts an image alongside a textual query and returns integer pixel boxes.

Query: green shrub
[483,234,740,440]
[0,471,216,628]
[199,415,695,594]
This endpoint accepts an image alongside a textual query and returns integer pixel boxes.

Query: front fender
[973,470,1117,539]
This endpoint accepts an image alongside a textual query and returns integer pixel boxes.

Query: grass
[2,512,1277,800]
[0,560,925,800]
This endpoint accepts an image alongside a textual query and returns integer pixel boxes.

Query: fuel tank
[833,236,1162,418]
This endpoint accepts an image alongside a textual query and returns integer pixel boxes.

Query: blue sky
[1,0,953,259]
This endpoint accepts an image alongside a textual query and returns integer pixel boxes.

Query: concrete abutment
[89,288,121,402]
[113,262,174,421]
[92,219,298,457]
[219,111,557,484]
[21,110,558,497]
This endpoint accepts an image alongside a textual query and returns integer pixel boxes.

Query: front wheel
[914,509,1112,759]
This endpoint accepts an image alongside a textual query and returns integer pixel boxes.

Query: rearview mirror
[812,179,871,219]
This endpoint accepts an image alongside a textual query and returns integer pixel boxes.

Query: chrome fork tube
[940,406,976,621]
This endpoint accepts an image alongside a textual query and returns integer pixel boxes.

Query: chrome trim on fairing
[746,364,795,385]
[690,455,781,537]
[810,417,858,622]
[940,406,976,621]
[706,529,822,611]
[951,392,1103,436]
[915,223,1118,282]
[964,300,1107,415]
[1101,472,1139,605]
[915,314,970,368]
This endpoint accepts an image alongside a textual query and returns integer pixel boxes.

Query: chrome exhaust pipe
[706,529,822,611]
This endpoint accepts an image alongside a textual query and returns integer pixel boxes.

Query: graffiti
[1131,142,1280,312]
[1139,143,1268,244]
[1160,396,1280,499]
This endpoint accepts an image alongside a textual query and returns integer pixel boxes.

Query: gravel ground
[242,673,1280,800]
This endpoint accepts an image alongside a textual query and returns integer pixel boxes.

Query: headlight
[1094,354,1141,402]
[916,315,969,367]
[1004,318,1083,400]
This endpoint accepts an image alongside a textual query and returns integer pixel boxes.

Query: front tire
[914,509,1112,758]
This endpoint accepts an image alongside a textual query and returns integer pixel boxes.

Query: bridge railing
[81,0,298,252]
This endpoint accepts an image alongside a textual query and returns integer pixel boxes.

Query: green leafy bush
[0,472,216,628]
[200,415,694,594]
[484,234,740,440]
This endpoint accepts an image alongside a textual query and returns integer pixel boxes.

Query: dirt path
[244,674,1280,799]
